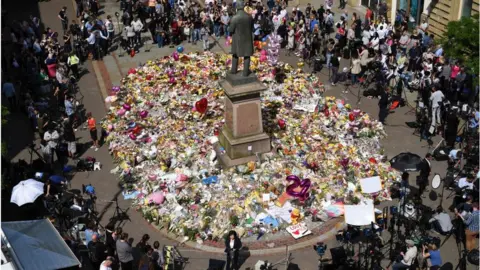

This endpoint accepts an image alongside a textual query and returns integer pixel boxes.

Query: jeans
[351,73,358,85]
[331,66,338,83]
[326,52,332,67]
[203,39,210,50]
[214,24,220,37]
[392,262,410,270]
[156,34,163,48]
[135,31,141,45]
[192,29,200,42]
[379,107,389,124]
[222,24,229,37]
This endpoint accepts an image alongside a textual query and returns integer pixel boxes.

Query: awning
[1,219,80,270]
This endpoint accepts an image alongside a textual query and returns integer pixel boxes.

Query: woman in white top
[224,230,242,270]
[362,27,371,46]
[369,32,380,51]
[124,25,135,47]
[287,26,295,51]
[350,56,362,85]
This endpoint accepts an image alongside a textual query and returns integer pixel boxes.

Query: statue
[228,0,254,77]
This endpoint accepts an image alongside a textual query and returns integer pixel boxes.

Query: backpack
[88,242,99,262]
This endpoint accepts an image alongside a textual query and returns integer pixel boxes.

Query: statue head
[236,0,245,10]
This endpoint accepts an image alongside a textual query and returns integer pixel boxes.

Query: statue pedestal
[216,73,271,167]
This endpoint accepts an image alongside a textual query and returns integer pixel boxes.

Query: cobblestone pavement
[2,0,474,269]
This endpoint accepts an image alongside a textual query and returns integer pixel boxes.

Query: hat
[406,239,415,246]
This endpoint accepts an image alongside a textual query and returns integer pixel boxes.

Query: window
[462,0,473,17]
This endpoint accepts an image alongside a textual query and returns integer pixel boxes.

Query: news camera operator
[392,239,418,270]
[420,242,443,270]
[456,202,480,251]
[428,206,453,235]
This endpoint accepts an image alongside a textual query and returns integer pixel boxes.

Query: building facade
[348,0,479,36]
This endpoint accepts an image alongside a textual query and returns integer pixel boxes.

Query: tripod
[110,198,130,223]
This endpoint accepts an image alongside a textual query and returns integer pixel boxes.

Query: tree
[439,14,479,78]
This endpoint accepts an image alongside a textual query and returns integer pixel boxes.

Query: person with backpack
[88,234,107,270]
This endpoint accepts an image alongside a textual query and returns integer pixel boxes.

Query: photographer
[456,202,479,251]
[392,239,417,270]
[421,242,442,270]
[428,206,453,235]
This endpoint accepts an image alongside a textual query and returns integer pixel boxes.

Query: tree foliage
[439,14,479,76]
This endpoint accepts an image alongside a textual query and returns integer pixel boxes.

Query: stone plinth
[217,73,271,167]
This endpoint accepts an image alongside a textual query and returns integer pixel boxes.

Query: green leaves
[439,14,479,77]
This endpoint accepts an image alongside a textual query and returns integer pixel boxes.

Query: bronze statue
[228,0,254,77]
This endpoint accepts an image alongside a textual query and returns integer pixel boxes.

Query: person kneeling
[429,206,453,235]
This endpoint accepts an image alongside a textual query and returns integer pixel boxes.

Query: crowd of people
[2,0,479,269]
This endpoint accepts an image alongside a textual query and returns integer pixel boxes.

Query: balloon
[349,112,355,121]
[254,40,260,47]
[123,103,131,111]
[117,108,126,116]
[262,41,267,47]
[148,191,165,204]
[130,48,135,57]
[172,52,179,61]
[260,55,267,62]
[278,119,286,129]
[340,158,350,170]
[195,98,208,114]
[140,110,149,118]
[285,175,311,201]
[261,49,267,56]
[129,133,137,140]
[177,46,184,53]
[262,36,268,42]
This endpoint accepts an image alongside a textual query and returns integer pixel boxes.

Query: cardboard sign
[286,222,312,239]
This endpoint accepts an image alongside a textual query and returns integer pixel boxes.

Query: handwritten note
[286,222,312,239]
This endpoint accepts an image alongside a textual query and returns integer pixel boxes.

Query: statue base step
[216,128,271,168]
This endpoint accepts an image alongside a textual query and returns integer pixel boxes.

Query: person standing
[87,112,99,151]
[2,79,17,111]
[378,87,390,124]
[152,241,165,269]
[417,153,432,198]
[63,120,77,159]
[330,52,340,86]
[88,234,107,270]
[116,233,134,270]
[201,25,210,51]
[430,86,444,130]
[131,17,144,46]
[58,6,69,33]
[456,203,479,251]
[224,230,242,270]
[67,52,80,79]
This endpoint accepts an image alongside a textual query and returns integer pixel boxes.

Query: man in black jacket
[378,87,390,124]
[88,234,107,270]
[417,153,433,198]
